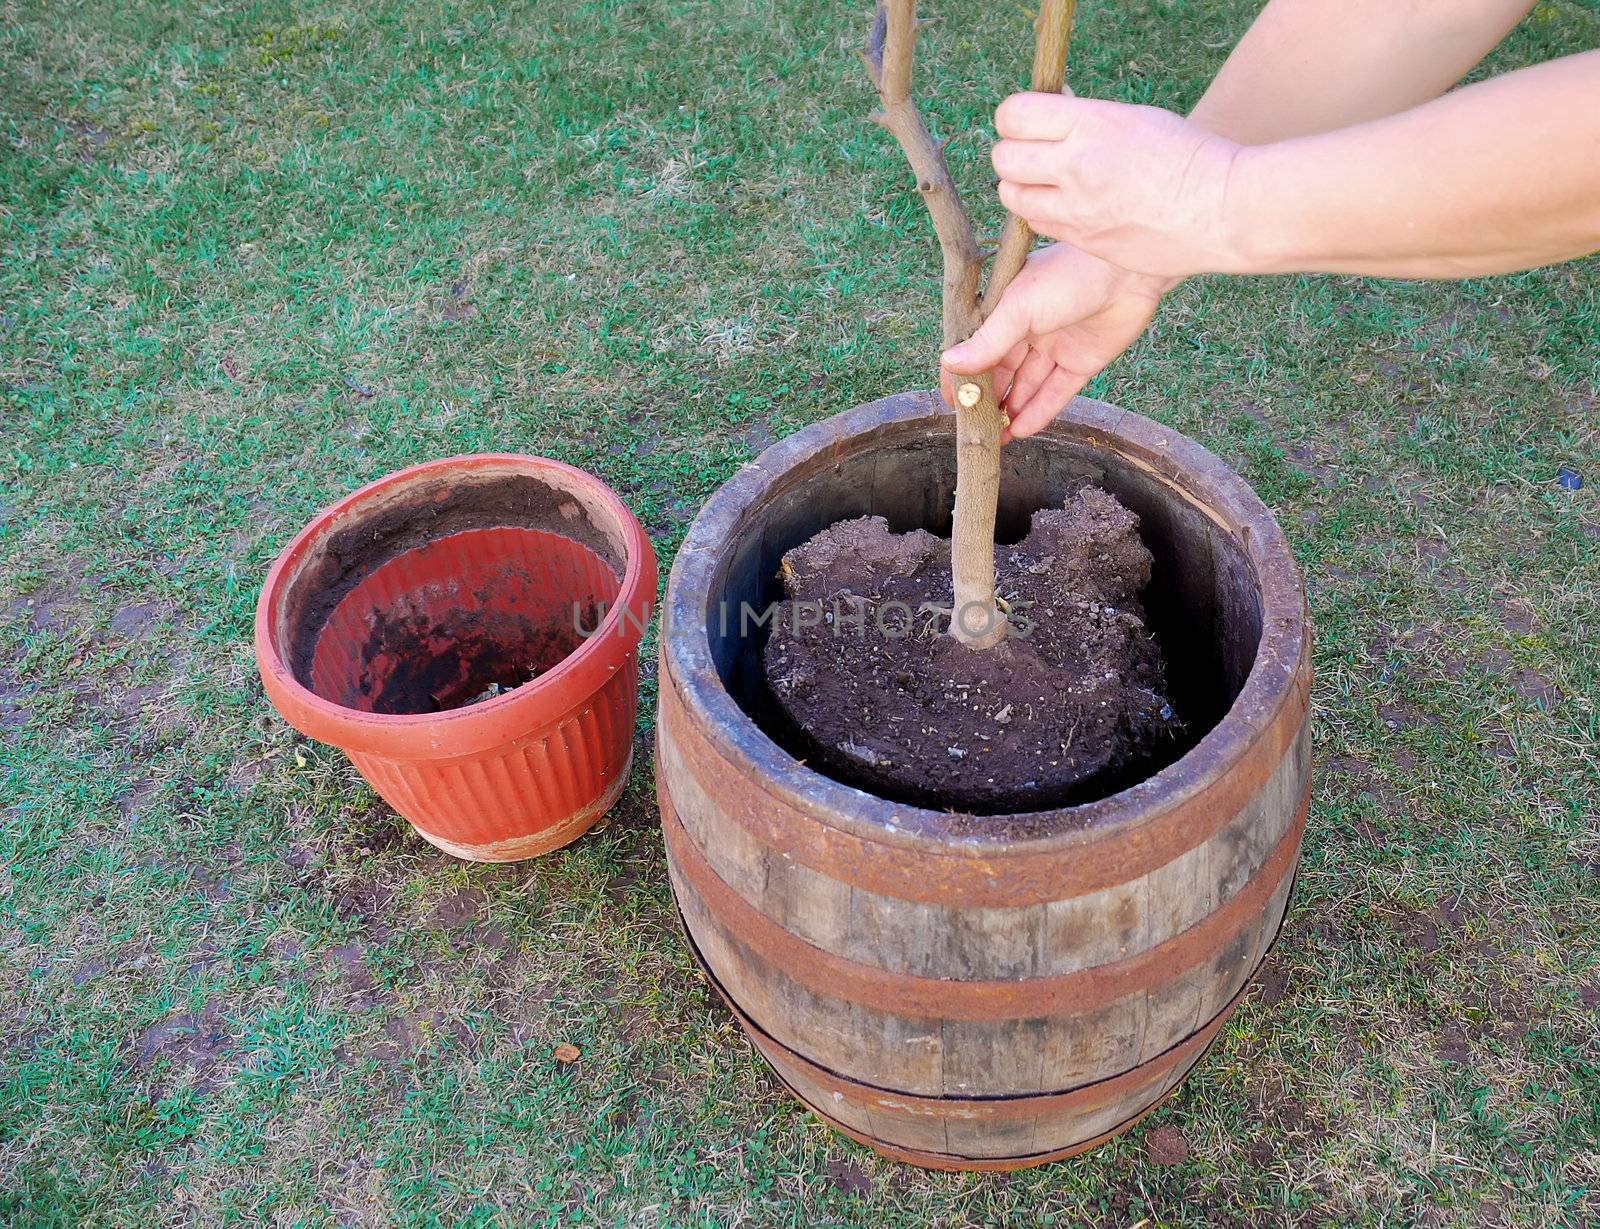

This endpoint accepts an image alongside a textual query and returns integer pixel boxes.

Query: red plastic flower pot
[255,454,656,861]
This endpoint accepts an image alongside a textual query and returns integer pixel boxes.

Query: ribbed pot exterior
[348,663,638,860]
[656,393,1312,1170]
[256,454,656,863]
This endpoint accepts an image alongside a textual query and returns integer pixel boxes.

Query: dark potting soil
[358,603,596,715]
[282,469,625,716]
[285,472,621,689]
[761,486,1183,812]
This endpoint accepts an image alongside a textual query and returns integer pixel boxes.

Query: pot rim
[255,452,656,761]
[661,391,1310,853]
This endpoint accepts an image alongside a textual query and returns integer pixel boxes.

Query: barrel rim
[662,391,1310,853]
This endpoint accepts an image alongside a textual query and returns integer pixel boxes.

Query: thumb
[941,298,1028,375]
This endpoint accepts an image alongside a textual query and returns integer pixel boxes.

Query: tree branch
[860,1,1076,652]
[862,0,982,346]
[981,0,1076,316]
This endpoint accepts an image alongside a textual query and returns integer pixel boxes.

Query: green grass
[2,0,1597,1224]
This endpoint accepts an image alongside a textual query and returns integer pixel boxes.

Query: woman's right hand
[941,243,1174,441]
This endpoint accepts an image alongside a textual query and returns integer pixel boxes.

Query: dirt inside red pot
[761,485,1183,812]
[282,473,625,716]
[351,597,597,714]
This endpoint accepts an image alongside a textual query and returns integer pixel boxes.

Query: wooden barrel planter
[657,391,1311,1170]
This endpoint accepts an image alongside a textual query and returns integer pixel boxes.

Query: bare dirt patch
[605,849,660,905]
[733,418,777,455]
[1496,600,1538,637]
[329,879,395,942]
[438,279,476,322]
[1391,907,1440,956]
[1435,895,1471,932]
[1249,1084,1330,1143]
[12,579,81,635]
[1509,669,1560,708]
[1347,818,1388,844]
[329,943,380,1005]
[1145,1124,1190,1166]
[107,682,167,724]
[0,669,31,737]
[1253,956,1292,1008]
[1436,1023,1472,1065]
[108,601,165,639]
[116,779,159,826]
[825,1158,873,1195]
[428,886,486,930]
[1378,702,1426,733]
[131,999,232,1093]
[342,808,408,859]
[187,857,232,902]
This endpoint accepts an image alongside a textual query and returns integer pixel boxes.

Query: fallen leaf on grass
[824,1158,871,1196]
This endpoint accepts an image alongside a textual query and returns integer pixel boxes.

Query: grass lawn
[2,0,1598,1223]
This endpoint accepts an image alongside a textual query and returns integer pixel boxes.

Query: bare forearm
[1229,51,1600,278]
[1189,0,1536,143]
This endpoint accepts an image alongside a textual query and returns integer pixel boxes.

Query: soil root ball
[762,486,1183,812]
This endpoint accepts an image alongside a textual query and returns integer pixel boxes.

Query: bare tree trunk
[947,372,1008,648]
[862,0,1074,650]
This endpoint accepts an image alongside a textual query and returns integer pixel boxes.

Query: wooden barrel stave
[666,848,1295,1104]
[661,767,1306,1097]
[658,668,1308,982]
[678,905,1260,1164]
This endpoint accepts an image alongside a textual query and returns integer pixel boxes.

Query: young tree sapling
[861,0,1075,650]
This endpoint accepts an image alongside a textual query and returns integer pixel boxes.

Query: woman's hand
[989,92,1249,279]
[940,244,1173,441]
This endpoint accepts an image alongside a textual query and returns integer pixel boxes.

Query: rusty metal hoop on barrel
[656,391,1312,1170]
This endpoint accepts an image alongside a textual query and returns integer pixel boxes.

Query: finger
[1021,217,1075,245]
[942,305,1028,374]
[991,340,1031,404]
[997,180,1071,229]
[1004,367,1088,442]
[992,138,1062,187]
[1004,349,1056,415]
[994,91,1090,142]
